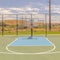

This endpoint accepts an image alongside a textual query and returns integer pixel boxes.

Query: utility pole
[49,0,51,31]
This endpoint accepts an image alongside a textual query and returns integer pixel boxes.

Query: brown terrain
[0,20,60,32]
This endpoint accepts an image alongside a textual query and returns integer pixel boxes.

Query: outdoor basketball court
[0,0,60,60]
[5,36,53,54]
[0,11,60,60]
[0,35,60,55]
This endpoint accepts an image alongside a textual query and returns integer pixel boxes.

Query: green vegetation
[0,30,60,35]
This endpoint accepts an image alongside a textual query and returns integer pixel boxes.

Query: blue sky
[0,0,60,7]
[0,0,60,8]
[0,0,48,7]
[0,0,60,14]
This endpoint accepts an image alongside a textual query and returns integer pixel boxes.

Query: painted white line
[5,36,56,54]
[0,50,60,55]
[45,37,56,52]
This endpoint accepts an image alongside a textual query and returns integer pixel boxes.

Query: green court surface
[0,34,60,60]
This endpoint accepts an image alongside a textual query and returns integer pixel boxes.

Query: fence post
[16,14,18,36]
[2,14,4,36]
[45,14,47,37]
[30,14,33,38]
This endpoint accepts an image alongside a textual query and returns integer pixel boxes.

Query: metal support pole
[16,14,18,35]
[2,14,4,36]
[30,14,33,38]
[21,14,23,29]
[49,0,51,31]
[45,14,47,37]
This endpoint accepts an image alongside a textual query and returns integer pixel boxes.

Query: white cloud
[45,5,60,13]
[9,7,40,14]
[0,8,13,14]
[51,5,60,13]
[0,7,40,15]
[9,8,24,11]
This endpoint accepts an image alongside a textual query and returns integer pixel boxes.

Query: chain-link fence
[51,14,60,32]
[0,13,60,36]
